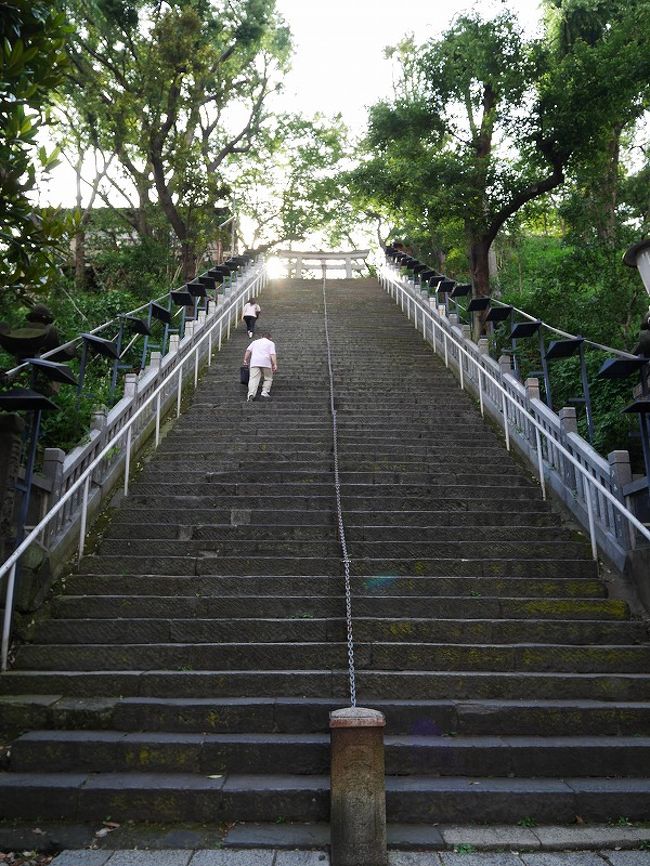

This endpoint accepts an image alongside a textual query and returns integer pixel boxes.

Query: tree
[354,5,650,309]
[0,0,70,311]
[234,114,354,251]
[61,0,291,279]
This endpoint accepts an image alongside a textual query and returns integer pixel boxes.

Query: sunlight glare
[265,256,286,280]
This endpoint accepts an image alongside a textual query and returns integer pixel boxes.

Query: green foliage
[60,0,292,276]
[352,3,650,299]
[236,113,354,249]
[0,0,71,301]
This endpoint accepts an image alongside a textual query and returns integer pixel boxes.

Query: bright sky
[273,0,543,129]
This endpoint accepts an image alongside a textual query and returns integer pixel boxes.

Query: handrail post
[155,392,162,447]
[123,426,133,497]
[78,475,91,559]
[501,391,510,451]
[535,426,546,500]
[1,564,17,671]
[585,481,598,560]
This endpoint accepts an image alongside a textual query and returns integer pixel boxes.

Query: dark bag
[240,365,250,385]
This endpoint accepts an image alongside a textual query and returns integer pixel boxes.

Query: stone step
[127,482,541,500]
[13,641,650,674]
[52,594,627,620]
[148,449,520,466]
[0,771,648,823]
[75,554,598,578]
[104,522,572,542]
[109,509,562,528]
[2,668,650,701]
[139,469,533,486]
[94,539,591,561]
[125,495,549,513]
[6,695,650,737]
[10,730,650,778]
[34,617,644,646]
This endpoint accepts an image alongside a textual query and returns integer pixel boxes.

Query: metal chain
[321,276,357,707]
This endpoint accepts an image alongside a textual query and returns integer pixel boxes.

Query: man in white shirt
[243,332,278,401]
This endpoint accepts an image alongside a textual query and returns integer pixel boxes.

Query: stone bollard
[330,707,387,866]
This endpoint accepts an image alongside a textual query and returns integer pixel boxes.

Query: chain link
[321,276,357,707]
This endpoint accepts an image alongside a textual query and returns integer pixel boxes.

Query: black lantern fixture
[545,337,594,442]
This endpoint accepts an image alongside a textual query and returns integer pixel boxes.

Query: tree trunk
[181,242,197,282]
[598,123,623,244]
[469,235,491,339]
[74,229,86,290]
[470,236,491,298]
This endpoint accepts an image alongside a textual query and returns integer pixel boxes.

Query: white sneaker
[261,392,271,398]
[246,394,254,402]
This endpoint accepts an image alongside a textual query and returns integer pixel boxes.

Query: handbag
[240,365,250,385]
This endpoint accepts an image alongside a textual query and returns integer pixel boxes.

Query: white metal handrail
[1,262,265,671]
[380,263,650,560]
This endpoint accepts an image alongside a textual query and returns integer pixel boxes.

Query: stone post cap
[608,449,631,464]
[329,707,386,728]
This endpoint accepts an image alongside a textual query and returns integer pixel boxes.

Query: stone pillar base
[330,706,387,866]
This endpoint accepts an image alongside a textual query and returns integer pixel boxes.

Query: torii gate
[275,249,369,279]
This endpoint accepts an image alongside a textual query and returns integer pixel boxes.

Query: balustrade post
[525,377,540,402]
[499,354,512,375]
[609,450,634,548]
[123,373,138,401]
[42,447,65,545]
[478,338,489,355]
[90,407,108,485]
[559,406,578,435]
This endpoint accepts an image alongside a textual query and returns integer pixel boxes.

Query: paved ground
[47,849,650,865]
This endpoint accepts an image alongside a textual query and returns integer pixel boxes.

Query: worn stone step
[76,554,598,578]
[151,445,512,461]
[0,771,329,822]
[110,508,562,528]
[13,641,650,673]
[383,775,650,823]
[139,469,533,487]
[5,695,650,737]
[103,522,572,543]
[0,771,648,823]
[125,494,550,513]
[95,539,591,560]
[34,617,644,646]
[51,594,627,621]
[11,730,650,778]
[127,481,541,499]
[2,668,650,701]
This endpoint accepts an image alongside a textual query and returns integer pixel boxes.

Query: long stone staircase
[1,277,649,834]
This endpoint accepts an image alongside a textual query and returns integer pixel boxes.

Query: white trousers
[248,365,273,397]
